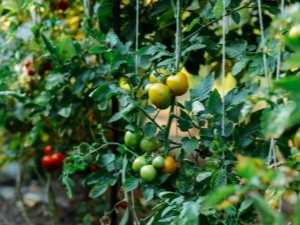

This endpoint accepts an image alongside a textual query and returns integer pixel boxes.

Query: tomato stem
[164,95,176,156]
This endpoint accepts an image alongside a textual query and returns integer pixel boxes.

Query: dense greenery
[1,0,300,224]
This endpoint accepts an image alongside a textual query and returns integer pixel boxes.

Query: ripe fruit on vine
[152,156,165,168]
[140,136,159,152]
[41,155,56,171]
[51,152,67,169]
[294,129,300,149]
[148,83,171,109]
[166,72,189,96]
[161,156,177,175]
[57,0,69,11]
[27,69,35,76]
[149,68,168,84]
[140,165,157,182]
[90,165,100,173]
[44,145,53,155]
[132,156,147,173]
[24,60,32,68]
[124,129,143,147]
[119,201,128,209]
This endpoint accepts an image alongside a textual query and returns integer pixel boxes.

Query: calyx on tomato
[149,68,168,84]
[166,72,189,96]
[140,136,159,152]
[148,83,171,110]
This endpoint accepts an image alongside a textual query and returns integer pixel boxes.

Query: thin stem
[139,107,163,130]
[164,96,176,156]
[135,0,139,75]
[46,173,59,225]
[174,0,182,71]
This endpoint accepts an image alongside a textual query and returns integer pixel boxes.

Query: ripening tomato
[119,77,131,91]
[27,69,35,76]
[90,165,100,173]
[140,136,159,152]
[166,72,189,96]
[161,156,177,175]
[148,83,171,109]
[51,153,67,169]
[124,129,143,147]
[41,155,56,171]
[294,129,300,150]
[149,68,168,84]
[140,165,157,182]
[132,156,147,173]
[152,156,165,168]
[286,24,300,51]
[44,145,53,155]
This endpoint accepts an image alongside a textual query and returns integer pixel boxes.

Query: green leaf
[248,53,276,76]
[41,33,56,56]
[261,103,296,139]
[89,174,118,198]
[196,172,212,183]
[207,89,222,114]
[89,46,107,54]
[137,43,167,55]
[179,201,200,224]
[238,197,253,216]
[122,176,139,191]
[225,40,247,58]
[181,137,198,153]
[58,107,71,118]
[0,91,26,101]
[176,161,195,193]
[231,11,241,25]
[232,55,250,75]
[187,0,200,10]
[24,120,45,147]
[143,122,157,138]
[190,73,215,101]
[109,103,137,123]
[291,194,300,225]
[97,1,113,18]
[212,0,223,19]
[250,194,284,225]
[85,28,105,42]
[105,29,119,47]
[34,91,52,107]
[2,2,18,12]
[57,35,77,60]
[141,184,155,202]
[273,76,300,95]
[211,168,227,189]
[186,18,200,32]
[119,208,129,225]
[178,109,194,132]
[156,10,175,30]
[45,73,64,90]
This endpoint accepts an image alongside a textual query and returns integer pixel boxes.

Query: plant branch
[139,106,163,130]
[164,95,176,156]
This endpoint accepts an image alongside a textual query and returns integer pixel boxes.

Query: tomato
[161,156,177,175]
[294,129,300,149]
[148,83,171,109]
[149,68,168,84]
[90,165,100,173]
[140,136,159,152]
[132,156,147,173]
[119,201,128,209]
[124,129,143,147]
[44,145,53,155]
[166,72,189,96]
[51,153,67,169]
[289,24,300,38]
[27,69,35,76]
[57,0,69,11]
[144,84,152,94]
[287,24,300,51]
[152,156,165,168]
[119,77,131,91]
[41,155,56,171]
[24,60,32,68]
[140,165,157,182]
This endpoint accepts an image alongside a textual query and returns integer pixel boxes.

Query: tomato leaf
[122,176,139,191]
[89,174,118,198]
[211,168,227,189]
[143,122,157,138]
[238,197,253,216]
[231,11,241,25]
[225,40,247,59]
[190,73,214,101]
[181,137,198,153]
[207,89,222,114]
[141,183,155,202]
[196,172,212,183]
[108,103,137,123]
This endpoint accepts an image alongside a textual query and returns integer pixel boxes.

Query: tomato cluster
[146,68,189,109]
[24,60,35,76]
[41,145,67,171]
[132,155,178,182]
[124,129,159,153]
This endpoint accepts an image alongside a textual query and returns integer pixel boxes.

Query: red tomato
[51,153,67,169]
[90,165,100,173]
[57,0,69,11]
[44,145,53,155]
[119,201,128,209]
[41,155,56,171]
[27,69,35,76]
[24,60,32,68]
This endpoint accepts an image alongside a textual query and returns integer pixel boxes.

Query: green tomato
[139,136,159,152]
[294,129,300,150]
[124,129,143,147]
[152,156,165,168]
[132,156,147,173]
[140,165,157,182]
